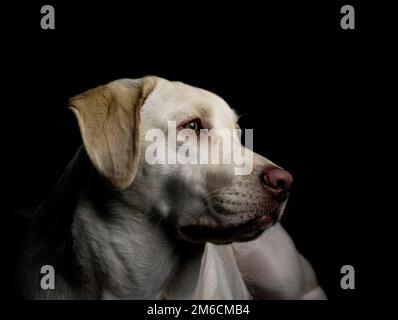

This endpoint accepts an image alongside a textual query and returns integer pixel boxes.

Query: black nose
[261,167,293,198]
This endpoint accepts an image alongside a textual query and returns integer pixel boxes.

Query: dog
[19,76,326,299]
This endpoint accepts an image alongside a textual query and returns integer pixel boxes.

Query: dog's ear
[69,77,157,190]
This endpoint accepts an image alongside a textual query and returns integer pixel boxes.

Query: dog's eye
[183,119,202,134]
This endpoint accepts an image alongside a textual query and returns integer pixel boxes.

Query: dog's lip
[179,210,277,243]
[255,215,273,225]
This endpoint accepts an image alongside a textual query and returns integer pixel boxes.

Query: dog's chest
[163,243,251,300]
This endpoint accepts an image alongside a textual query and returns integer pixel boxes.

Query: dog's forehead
[142,78,237,127]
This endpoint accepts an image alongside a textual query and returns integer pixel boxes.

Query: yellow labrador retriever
[20,76,326,299]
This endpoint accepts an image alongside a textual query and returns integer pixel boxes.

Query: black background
[1,1,384,301]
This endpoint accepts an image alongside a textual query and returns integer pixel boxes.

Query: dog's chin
[179,211,278,245]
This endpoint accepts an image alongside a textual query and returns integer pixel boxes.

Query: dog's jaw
[177,204,285,244]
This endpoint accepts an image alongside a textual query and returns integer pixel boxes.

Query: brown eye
[183,119,201,134]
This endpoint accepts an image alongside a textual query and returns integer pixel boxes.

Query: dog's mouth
[179,209,279,244]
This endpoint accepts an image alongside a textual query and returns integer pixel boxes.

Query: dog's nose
[261,167,293,198]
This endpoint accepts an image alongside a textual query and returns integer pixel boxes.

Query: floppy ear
[69,77,157,190]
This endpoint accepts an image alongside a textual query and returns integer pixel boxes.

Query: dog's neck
[24,149,204,299]
[72,177,204,299]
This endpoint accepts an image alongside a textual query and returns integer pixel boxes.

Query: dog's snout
[261,167,293,198]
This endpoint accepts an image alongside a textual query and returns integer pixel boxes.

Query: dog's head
[69,77,293,244]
